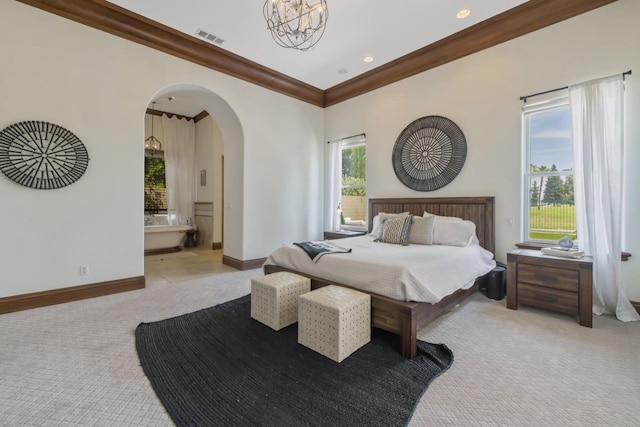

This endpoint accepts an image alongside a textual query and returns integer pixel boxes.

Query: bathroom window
[144,156,168,214]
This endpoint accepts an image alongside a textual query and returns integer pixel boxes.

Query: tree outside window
[523,99,576,242]
[144,156,167,214]
[340,142,366,228]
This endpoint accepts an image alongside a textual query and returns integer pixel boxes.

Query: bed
[263,196,495,358]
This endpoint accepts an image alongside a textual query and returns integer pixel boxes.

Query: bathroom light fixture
[363,56,374,63]
[263,0,328,51]
[145,102,163,155]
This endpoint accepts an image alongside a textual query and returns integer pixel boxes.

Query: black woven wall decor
[392,115,466,191]
[0,121,89,190]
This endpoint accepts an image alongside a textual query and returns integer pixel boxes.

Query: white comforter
[263,235,496,304]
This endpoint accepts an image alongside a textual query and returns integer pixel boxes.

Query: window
[144,154,168,214]
[522,96,576,243]
[339,137,366,231]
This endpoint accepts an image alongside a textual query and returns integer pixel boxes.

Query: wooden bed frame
[264,196,495,359]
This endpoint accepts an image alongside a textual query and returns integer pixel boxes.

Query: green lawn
[529,204,576,240]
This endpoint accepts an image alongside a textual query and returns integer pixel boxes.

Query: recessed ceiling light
[363,56,374,63]
[457,9,470,19]
[337,68,348,75]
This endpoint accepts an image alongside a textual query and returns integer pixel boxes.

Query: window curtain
[569,74,639,322]
[327,141,342,232]
[162,114,196,226]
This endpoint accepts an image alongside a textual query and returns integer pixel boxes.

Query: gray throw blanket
[294,241,352,263]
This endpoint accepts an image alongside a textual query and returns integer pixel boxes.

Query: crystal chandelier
[145,102,162,154]
[263,0,328,51]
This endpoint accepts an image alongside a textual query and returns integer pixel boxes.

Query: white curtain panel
[327,141,342,232]
[162,114,196,226]
[570,74,639,322]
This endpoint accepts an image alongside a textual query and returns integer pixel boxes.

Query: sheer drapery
[162,114,196,226]
[327,141,342,232]
[569,74,639,322]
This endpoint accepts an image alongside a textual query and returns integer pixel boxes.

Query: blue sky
[529,106,573,172]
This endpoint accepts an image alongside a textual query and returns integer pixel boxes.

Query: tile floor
[144,247,238,287]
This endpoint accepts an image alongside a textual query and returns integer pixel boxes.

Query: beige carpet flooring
[1,249,639,426]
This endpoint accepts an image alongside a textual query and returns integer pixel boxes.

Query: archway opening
[143,84,244,263]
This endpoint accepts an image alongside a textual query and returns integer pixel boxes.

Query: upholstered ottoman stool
[298,285,371,363]
[251,272,311,331]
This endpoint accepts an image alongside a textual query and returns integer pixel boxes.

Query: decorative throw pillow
[432,217,477,247]
[369,212,410,238]
[408,215,436,245]
[378,215,413,245]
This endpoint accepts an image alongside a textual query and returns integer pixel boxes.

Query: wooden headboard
[368,196,495,254]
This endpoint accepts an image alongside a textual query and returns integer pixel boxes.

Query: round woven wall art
[0,121,89,190]
[392,115,466,191]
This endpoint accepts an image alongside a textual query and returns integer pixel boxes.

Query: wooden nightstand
[323,230,367,240]
[507,249,593,327]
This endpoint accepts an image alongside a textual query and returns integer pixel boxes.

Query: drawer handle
[536,294,556,303]
[534,274,557,282]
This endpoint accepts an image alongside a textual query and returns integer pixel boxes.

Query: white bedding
[263,235,496,304]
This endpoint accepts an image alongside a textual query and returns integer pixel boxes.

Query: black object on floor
[135,295,453,427]
[184,229,198,247]
[484,262,506,300]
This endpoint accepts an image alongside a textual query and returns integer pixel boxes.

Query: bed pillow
[378,215,413,245]
[369,212,410,238]
[432,217,477,247]
[408,215,436,245]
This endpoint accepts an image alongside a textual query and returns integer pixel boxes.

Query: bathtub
[144,225,193,253]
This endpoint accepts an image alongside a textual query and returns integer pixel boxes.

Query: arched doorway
[144,84,244,262]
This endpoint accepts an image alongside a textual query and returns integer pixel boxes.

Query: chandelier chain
[145,102,162,154]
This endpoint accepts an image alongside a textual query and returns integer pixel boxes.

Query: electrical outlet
[507,216,514,226]
[79,265,90,276]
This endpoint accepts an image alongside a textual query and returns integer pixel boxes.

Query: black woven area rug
[135,295,453,427]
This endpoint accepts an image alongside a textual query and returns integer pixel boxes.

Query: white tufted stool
[298,285,371,362]
[251,272,311,331]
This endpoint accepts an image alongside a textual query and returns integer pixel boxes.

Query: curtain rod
[146,107,194,122]
[327,132,366,144]
[520,70,632,103]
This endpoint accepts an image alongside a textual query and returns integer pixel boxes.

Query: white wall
[0,1,324,298]
[211,117,224,245]
[325,0,640,301]
[195,114,224,245]
[195,115,215,205]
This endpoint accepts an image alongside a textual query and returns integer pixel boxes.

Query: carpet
[135,295,453,427]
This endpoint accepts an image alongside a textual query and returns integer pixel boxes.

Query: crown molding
[17,0,616,108]
[324,0,618,106]
[16,0,325,107]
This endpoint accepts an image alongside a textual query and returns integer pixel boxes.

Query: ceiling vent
[195,28,225,45]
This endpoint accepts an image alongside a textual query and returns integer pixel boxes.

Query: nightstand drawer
[517,264,579,292]
[518,283,578,315]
